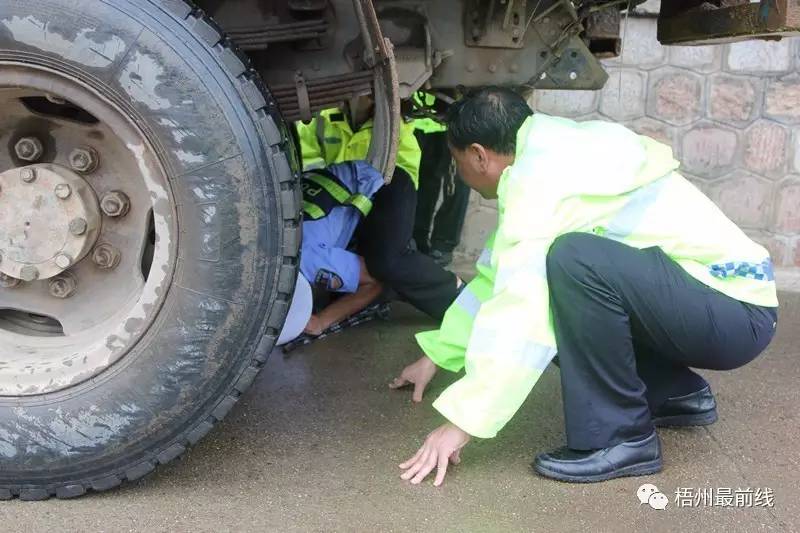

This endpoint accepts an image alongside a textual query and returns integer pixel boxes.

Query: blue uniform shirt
[300,161,384,293]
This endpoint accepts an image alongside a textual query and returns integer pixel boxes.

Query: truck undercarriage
[203,0,800,175]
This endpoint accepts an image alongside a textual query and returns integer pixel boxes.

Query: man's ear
[469,143,489,172]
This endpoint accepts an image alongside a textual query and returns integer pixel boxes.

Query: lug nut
[92,243,121,270]
[68,217,88,236]
[69,146,99,173]
[19,265,39,281]
[14,137,44,162]
[20,168,37,183]
[100,191,131,218]
[54,254,72,269]
[48,273,77,299]
[55,183,72,199]
[0,273,20,288]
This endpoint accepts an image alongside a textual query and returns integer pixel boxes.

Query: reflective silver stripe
[477,248,492,268]
[494,251,546,292]
[605,174,669,241]
[303,160,326,171]
[512,342,556,373]
[315,115,327,162]
[468,330,556,373]
[455,286,481,317]
[529,252,546,278]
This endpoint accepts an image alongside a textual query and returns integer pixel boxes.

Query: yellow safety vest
[412,92,447,134]
[417,113,778,439]
[296,108,422,188]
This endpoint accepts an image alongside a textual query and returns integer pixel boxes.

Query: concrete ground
[2,294,798,532]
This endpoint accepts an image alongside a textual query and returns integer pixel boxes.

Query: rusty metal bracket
[294,71,312,123]
[657,0,800,44]
[353,0,400,181]
[466,0,529,48]
[526,0,585,82]
[375,5,435,98]
[584,9,621,58]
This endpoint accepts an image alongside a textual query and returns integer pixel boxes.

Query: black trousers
[413,131,470,254]
[546,233,778,450]
[356,169,460,320]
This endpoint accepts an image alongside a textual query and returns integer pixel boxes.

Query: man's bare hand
[388,355,437,402]
[304,315,325,336]
[399,423,470,486]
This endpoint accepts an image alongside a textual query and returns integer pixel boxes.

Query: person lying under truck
[390,87,778,486]
[277,160,386,345]
[296,99,461,321]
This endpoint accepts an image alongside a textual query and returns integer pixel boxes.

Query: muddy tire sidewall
[0,0,299,494]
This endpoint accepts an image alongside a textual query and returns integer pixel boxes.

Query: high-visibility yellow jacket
[417,113,779,439]
[296,108,422,188]
[412,92,447,134]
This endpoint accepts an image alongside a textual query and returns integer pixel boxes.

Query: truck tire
[0,0,300,499]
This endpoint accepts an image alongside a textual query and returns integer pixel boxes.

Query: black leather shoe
[652,385,718,427]
[533,431,662,483]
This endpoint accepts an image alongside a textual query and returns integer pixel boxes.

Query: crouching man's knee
[546,232,593,281]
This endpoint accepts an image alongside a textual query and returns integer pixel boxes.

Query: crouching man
[391,87,778,486]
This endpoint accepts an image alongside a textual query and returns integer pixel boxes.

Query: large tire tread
[1,0,301,501]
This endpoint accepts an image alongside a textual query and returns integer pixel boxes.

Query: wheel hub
[0,63,174,396]
[0,164,101,281]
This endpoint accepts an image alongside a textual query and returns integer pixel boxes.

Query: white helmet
[276,273,313,345]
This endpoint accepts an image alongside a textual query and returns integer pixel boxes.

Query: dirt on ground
[2,294,798,533]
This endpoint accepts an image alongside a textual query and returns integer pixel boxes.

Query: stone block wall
[455,14,800,268]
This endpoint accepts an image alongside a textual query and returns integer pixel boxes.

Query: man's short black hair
[446,86,533,155]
